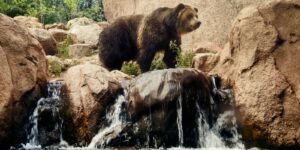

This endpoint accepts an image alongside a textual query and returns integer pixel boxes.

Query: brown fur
[99,3,201,72]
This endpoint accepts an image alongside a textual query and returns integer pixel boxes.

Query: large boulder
[0,14,48,149]
[125,69,213,147]
[29,28,58,55]
[48,29,69,43]
[69,24,104,46]
[68,44,96,58]
[207,0,300,148]
[13,16,43,28]
[192,53,219,73]
[61,64,125,144]
[45,23,66,30]
[66,17,96,29]
[103,0,270,50]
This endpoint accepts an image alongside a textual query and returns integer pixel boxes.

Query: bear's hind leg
[137,48,156,73]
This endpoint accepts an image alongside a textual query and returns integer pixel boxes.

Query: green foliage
[56,36,72,59]
[169,40,195,68]
[150,52,167,71]
[121,61,141,76]
[176,50,196,68]
[48,60,62,77]
[0,0,106,24]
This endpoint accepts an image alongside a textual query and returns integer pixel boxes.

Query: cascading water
[176,93,184,146]
[194,76,245,149]
[88,90,128,148]
[21,81,68,149]
[16,73,246,150]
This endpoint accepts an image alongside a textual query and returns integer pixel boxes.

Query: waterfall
[22,81,67,149]
[176,94,184,146]
[195,76,245,149]
[88,90,127,148]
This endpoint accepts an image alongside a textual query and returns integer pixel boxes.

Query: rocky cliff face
[195,0,300,148]
[103,0,270,50]
[0,14,48,149]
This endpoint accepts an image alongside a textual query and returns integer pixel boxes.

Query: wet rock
[68,44,97,58]
[14,16,43,28]
[0,14,48,149]
[29,28,57,55]
[61,64,123,145]
[123,69,213,147]
[209,0,300,148]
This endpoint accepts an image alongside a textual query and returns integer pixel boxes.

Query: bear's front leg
[164,40,181,68]
[163,48,177,68]
[137,47,156,73]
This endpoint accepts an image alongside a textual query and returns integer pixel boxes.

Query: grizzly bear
[99,3,201,72]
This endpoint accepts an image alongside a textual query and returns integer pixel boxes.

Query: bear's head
[173,3,201,35]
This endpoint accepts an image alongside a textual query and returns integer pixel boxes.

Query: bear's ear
[175,3,185,12]
[194,8,198,13]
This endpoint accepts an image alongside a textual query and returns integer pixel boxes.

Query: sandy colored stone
[29,28,58,55]
[0,14,48,149]
[61,64,124,143]
[14,16,43,28]
[208,0,300,148]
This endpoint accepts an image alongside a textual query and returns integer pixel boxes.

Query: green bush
[56,36,72,59]
[150,52,167,71]
[121,61,141,76]
[176,50,195,68]
[48,60,62,77]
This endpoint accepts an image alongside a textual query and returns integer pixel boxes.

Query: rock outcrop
[14,16,43,28]
[202,0,300,148]
[103,0,270,50]
[66,17,96,29]
[61,64,125,144]
[69,24,104,46]
[48,29,70,43]
[0,14,48,149]
[68,44,96,58]
[29,28,58,55]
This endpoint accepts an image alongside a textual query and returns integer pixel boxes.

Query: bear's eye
[187,14,193,20]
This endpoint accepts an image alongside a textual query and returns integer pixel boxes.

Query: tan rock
[61,64,123,143]
[48,29,69,43]
[29,28,57,55]
[66,17,96,29]
[69,24,103,46]
[209,0,300,148]
[45,23,66,30]
[103,0,270,50]
[0,14,47,149]
[192,41,222,54]
[68,44,96,58]
[14,16,43,28]
[192,53,219,73]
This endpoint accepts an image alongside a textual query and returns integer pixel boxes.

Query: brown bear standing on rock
[99,4,201,72]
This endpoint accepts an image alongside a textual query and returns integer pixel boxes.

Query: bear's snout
[195,21,201,29]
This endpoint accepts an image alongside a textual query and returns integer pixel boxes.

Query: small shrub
[121,61,141,76]
[150,52,167,71]
[48,60,62,77]
[176,50,196,68]
[56,36,72,59]
[169,40,195,68]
